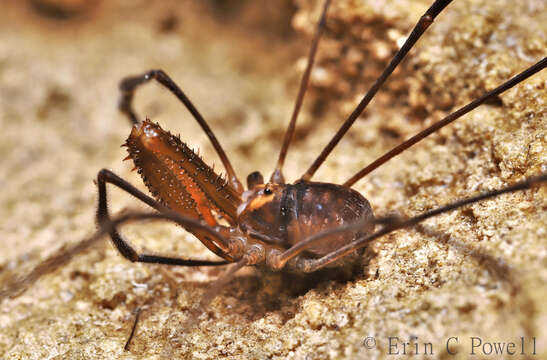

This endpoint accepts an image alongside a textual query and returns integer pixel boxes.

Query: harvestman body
[0,0,545,350]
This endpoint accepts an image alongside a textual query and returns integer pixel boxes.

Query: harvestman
[102,0,546,284]
[0,0,545,350]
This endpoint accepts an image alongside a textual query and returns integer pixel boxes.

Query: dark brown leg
[118,69,243,193]
[181,247,266,332]
[272,173,547,272]
[124,307,141,351]
[301,0,453,181]
[270,0,331,184]
[0,210,236,302]
[97,168,230,265]
[344,57,547,187]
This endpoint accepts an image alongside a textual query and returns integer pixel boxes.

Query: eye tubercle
[247,171,264,190]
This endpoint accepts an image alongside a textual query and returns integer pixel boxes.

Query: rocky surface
[0,0,545,358]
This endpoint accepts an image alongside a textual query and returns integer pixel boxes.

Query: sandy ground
[0,0,545,359]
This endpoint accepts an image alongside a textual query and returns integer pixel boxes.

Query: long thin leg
[119,70,244,193]
[344,57,547,187]
[0,229,107,301]
[271,173,547,272]
[0,210,237,302]
[300,0,453,181]
[191,258,248,317]
[97,168,232,264]
[181,245,266,332]
[124,307,141,351]
[270,0,331,184]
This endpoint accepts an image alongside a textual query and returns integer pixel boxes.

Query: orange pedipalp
[126,120,240,220]
[153,151,218,227]
[123,120,241,258]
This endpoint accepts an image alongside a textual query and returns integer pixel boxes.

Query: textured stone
[0,0,545,359]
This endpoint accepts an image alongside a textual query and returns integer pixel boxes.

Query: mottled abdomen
[284,181,374,256]
[238,181,374,257]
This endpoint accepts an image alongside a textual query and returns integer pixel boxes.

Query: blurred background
[0,0,545,358]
